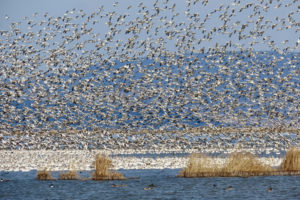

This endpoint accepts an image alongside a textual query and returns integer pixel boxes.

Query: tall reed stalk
[36,168,54,180]
[92,154,125,180]
[280,147,300,171]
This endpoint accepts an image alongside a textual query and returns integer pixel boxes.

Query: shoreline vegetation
[35,147,300,180]
[179,147,300,178]
[59,170,79,180]
[36,169,55,180]
[91,154,126,180]
[36,154,126,181]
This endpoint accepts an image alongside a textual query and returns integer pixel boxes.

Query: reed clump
[222,152,273,173]
[280,147,300,171]
[179,152,274,177]
[59,170,79,180]
[36,169,54,180]
[92,154,125,180]
[220,152,274,177]
[179,153,221,177]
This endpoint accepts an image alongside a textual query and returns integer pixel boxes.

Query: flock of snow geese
[0,0,299,136]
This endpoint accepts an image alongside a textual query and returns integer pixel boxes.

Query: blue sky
[0,0,299,52]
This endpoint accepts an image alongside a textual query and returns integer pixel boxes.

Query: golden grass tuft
[179,153,221,177]
[222,152,273,174]
[92,154,126,180]
[59,170,79,180]
[179,152,274,177]
[36,169,54,180]
[280,147,300,171]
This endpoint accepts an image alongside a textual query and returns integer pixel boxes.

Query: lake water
[1,169,300,199]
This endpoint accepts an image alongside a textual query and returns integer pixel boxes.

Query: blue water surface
[1,169,300,200]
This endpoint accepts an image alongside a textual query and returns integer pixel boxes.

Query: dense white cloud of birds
[0,0,299,133]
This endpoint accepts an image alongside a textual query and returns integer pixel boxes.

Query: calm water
[1,169,300,200]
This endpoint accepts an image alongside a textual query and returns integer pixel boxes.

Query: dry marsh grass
[59,163,79,180]
[59,170,79,180]
[280,147,300,171]
[179,148,300,177]
[92,154,126,180]
[179,152,273,177]
[36,169,54,180]
[178,153,221,177]
[222,152,273,173]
